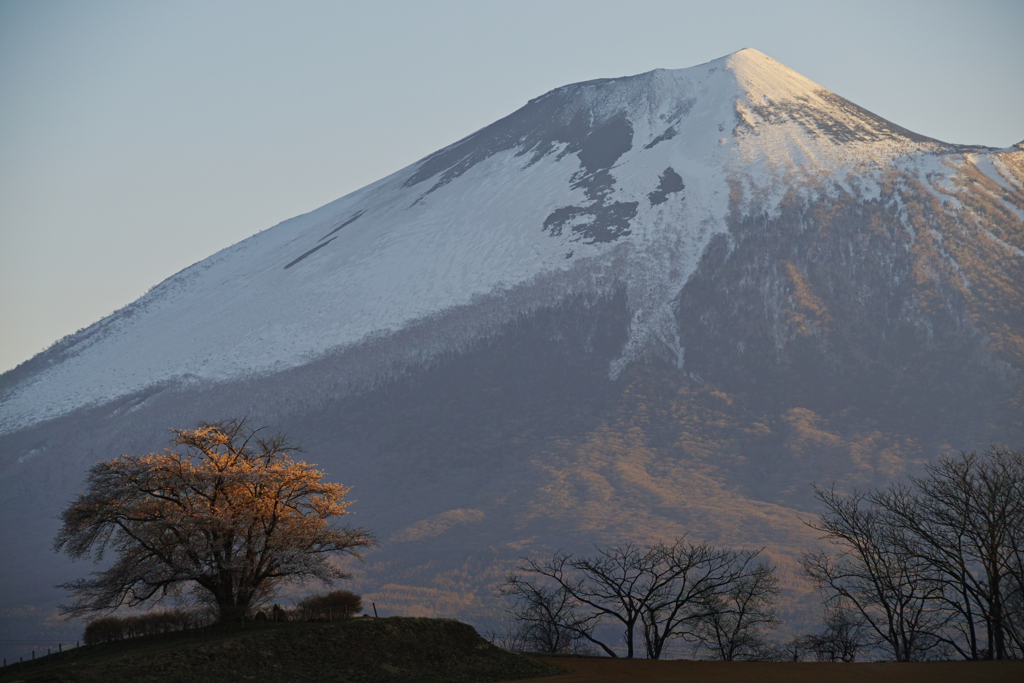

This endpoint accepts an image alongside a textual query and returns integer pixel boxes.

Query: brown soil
[510,656,1024,683]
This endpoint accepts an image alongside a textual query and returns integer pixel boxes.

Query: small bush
[297,590,363,621]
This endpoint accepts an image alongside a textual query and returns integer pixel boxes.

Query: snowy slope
[0,49,989,434]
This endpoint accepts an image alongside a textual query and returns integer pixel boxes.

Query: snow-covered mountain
[1,48,972,434]
[1,49,1022,654]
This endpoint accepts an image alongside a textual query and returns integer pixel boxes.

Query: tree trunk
[217,597,251,623]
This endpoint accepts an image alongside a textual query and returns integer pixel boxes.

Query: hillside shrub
[298,590,363,620]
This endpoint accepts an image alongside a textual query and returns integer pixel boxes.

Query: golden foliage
[54,419,375,621]
[784,262,833,337]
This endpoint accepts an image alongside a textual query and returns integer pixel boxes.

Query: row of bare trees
[802,446,1024,660]
[500,447,1023,661]
[83,608,213,645]
[499,538,780,659]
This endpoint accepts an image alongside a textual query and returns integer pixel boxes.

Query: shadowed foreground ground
[0,617,555,683]
[4,618,1022,683]
[505,656,1024,683]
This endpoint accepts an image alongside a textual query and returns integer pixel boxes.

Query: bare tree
[483,624,530,653]
[638,543,768,660]
[498,575,595,654]
[505,545,648,658]
[878,447,1024,659]
[692,563,781,661]
[502,538,777,659]
[54,419,376,622]
[1004,573,1024,656]
[802,600,871,662]
[802,485,947,661]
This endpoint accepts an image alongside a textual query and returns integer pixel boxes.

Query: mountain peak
[725,47,783,62]
[713,48,947,153]
[725,48,820,97]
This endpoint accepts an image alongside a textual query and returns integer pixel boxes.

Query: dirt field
[506,657,1024,683]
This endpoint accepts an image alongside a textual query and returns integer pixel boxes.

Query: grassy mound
[0,617,557,683]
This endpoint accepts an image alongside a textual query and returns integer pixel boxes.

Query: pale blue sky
[1,0,1021,373]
